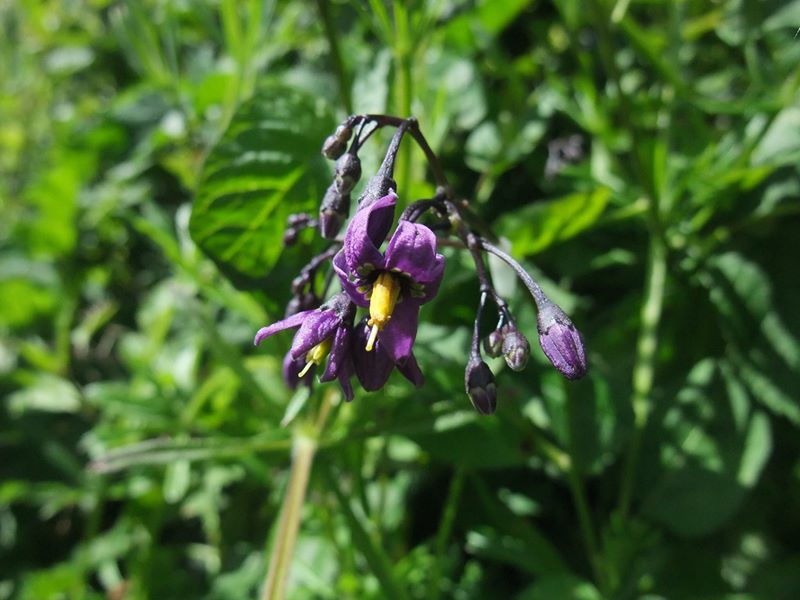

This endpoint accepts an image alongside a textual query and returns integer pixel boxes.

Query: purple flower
[333,192,445,364]
[536,301,587,380]
[351,318,424,391]
[254,293,355,400]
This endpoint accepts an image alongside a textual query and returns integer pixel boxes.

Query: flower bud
[321,124,353,160]
[465,357,497,415]
[318,182,351,239]
[283,227,298,246]
[536,301,587,380]
[322,135,346,160]
[483,328,505,357]
[335,152,362,194]
[501,328,530,372]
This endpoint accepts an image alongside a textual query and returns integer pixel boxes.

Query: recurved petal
[320,325,351,382]
[338,370,354,401]
[396,351,424,387]
[384,221,445,298]
[379,298,420,364]
[254,310,314,345]
[290,309,340,359]
[352,320,394,391]
[283,349,313,389]
[343,191,396,272]
[333,250,370,307]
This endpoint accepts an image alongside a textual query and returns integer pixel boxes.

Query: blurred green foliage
[2,0,800,599]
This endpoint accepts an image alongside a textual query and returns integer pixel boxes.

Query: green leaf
[190,84,334,281]
[499,188,611,256]
[642,466,745,538]
[8,374,81,415]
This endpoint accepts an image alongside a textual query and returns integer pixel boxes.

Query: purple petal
[320,325,351,382]
[255,310,314,345]
[352,321,394,391]
[290,309,340,359]
[343,192,396,273]
[539,323,587,380]
[396,352,424,387]
[384,222,445,302]
[283,349,313,389]
[379,298,420,364]
[536,302,587,379]
[338,370,354,401]
[333,250,370,307]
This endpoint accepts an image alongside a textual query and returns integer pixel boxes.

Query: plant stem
[260,432,316,600]
[618,229,667,518]
[261,389,335,600]
[427,467,465,600]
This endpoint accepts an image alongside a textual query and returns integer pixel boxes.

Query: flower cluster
[255,115,587,413]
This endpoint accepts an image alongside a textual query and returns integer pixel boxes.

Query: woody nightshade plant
[254,113,587,414]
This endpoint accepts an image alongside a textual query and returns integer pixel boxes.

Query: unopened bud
[319,182,350,239]
[322,136,346,160]
[335,152,362,194]
[283,227,298,246]
[465,357,497,415]
[484,328,505,357]
[321,124,353,159]
[536,301,587,379]
[501,328,530,372]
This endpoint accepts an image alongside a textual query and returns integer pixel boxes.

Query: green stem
[261,432,317,600]
[427,467,466,600]
[618,228,667,518]
[261,389,335,600]
[392,2,414,193]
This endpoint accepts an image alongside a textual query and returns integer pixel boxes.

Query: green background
[2,0,799,598]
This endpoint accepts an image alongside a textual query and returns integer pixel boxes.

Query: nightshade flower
[333,192,444,363]
[254,292,355,400]
[351,318,424,391]
[536,300,587,380]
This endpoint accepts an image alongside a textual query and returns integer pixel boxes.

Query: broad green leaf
[642,466,745,538]
[499,188,611,256]
[190,85,334,281]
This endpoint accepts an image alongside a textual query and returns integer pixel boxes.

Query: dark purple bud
[334,152,362,195]
[319,182,350,239]
[322,135,346,160]
[484,328,505,358]
[501,328,530,372]
[321,124,353,160]
[536,301,587,380]
[465,357,497,415]
[287,213,312,227]
[283,227,298,246]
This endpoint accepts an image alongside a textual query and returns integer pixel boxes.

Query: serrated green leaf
[190,85,334,281]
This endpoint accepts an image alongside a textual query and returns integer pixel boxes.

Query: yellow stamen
[366,272,401,351]
[365,324,380,352]
[298,337,332,377]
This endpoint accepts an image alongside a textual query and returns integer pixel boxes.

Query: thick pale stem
[261,433,316,600]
